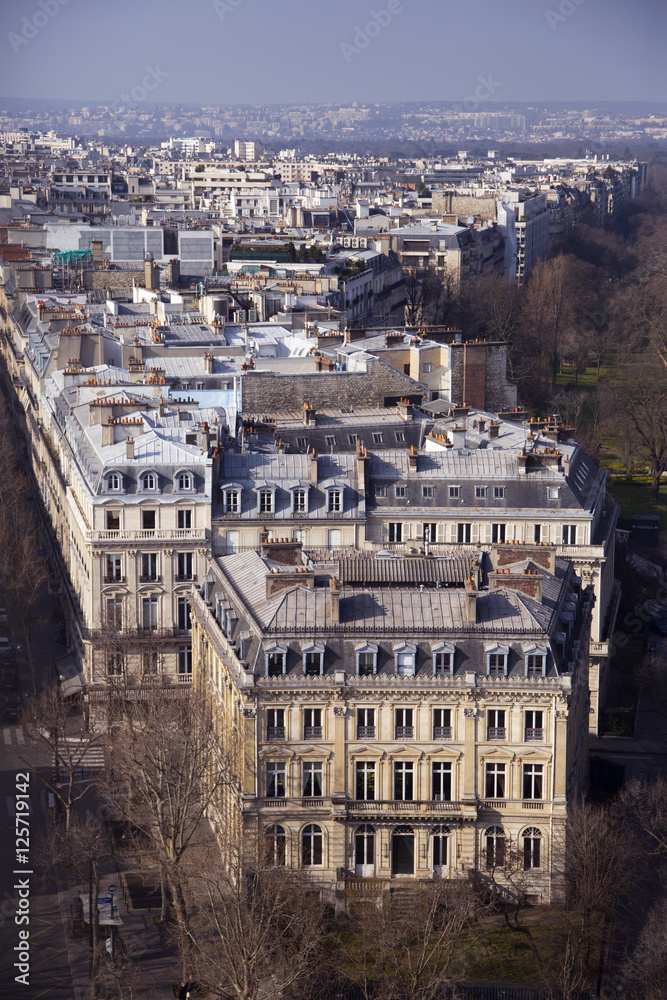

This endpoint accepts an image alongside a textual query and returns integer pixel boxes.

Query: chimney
[302,401,316,426]
[309,448,318,484]
[101,420,114,446]
[397,398,413,422]
[356,445,367,491]
[329,577,340,623]
[489,421,499,439]
[91,239,103,264]
[450,426,466,450]
[158,398,165,418]
[203,353,214,374]
[465,583,477,624]
[408,445,418,470]
[201,421,211,454]
[126,436,134,460]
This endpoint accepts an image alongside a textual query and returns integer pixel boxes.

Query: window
[487,709,506,740]
[224,489,240,513]
[434,651,453,676]
[355,824,375,868]
[534,524,542,543]
[395,431,406,443]
[562,524,577,544]
[372,432,384,444]
[488,652,507,677]
[485,826,506,869]
[423,522,437,542]
[303,762,323,797]
[259,489,274,514]
[523,764,543,800]
[177,508,192,529]
[433,825,449,872]
[422,486,434,499]
[457,523,471,543]
[176,552,193,580]
[548,487,559,500]
[178,645,192,675]
[177,472,192,491]
[266,762,286,798]
[105,555,122,583]
[423,361,432,373]
[291,436,307,450]
[356,761,376,801]
[142,473,157,491]
[357,708,376,739]
[526,654,545,678]
[394,761,414,801]
[325,435,336,448]
[292,489,307,513]
[433,708,452,739]
[303,708,322,739]
[493,486,506,499]
[141,553,158,581]
[301,824,323,866]
[327,489,342,512]
[357,649,377,676]
[177,597,191,632]
[348,434,358,445]
[492,523,506,543]
[107,473,121,492]
[387,522,403,543]
[375,485,387,498]
[395,648,415,677]
[265,824,286,865]
[432,761,452,801]
[395,707,414,739]
[395,486,406,499]
[142,650,159,675]
[107,652,124,677]
[141,509,156,531]
[525,710,544,741]
[475,486,487,499]
[523,828,542,869]
[449,485,461,499]
[391,825,414,875]
[266,651,286,677]
[142,597,158,631]
[106,510,120,531]
[485,763,506,799]
[267,708,285,740]
[304,650,323,676]
[106,597,123,631]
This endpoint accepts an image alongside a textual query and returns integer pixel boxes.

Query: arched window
[354,824,375,874]
[177,472,192,491]
[523,828,542,870]
[265,824,286,866]
[141,472,156,491]
[107,472,121,492]
[302,824,323,867]
[485,826,506,870]
[433,825,450,874]
[391,825,414,876]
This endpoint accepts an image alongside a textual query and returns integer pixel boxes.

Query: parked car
[0,693,21,720]
[0,666,18,691]
[0,637,13,659]
[0,607,8,623]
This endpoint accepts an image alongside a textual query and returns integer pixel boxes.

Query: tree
[620,897,667,1000]
[22,686,105,832]
[98,689,235,979]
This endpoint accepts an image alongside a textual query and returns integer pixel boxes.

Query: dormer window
[258,489,275,514]
[265,644,287,677]
[292,488,308,514]
[432,642,455,676]
[327,488,342,513]
[486,645,509,677]
[303,642,325,676]
[224,489,240,513]
[394,642,416,677]
[107,472,122,492]
[356,643,378,676]
[525,646,547,678]
[141,472,157,492]
[177,472,192,491]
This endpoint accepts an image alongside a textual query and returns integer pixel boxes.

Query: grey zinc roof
[338,554,473,586]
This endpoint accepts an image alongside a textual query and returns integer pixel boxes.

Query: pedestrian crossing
[2,725,24,745]
[53,737,106,777]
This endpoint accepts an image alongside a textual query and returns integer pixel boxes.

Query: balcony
[524,728,544,741]
[139,574,160,584]
[103,575,125,584]
[395,726,414,740]
[267,726,285,740]
[433,726,452,740]
[304,726,322,740]
[175,574,197,583]
[85,527,207,543]
[177,673,193,684]
[487,728,506,741]
[348,800,463,815]
[357,726,376,739]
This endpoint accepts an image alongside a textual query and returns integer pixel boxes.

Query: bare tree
[619,773,667,857]
[22,686,105,832]
[619,896,667,1000]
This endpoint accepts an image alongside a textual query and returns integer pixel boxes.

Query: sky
[0,0,665,107]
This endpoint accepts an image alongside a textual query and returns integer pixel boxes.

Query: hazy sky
[0,0,665,106]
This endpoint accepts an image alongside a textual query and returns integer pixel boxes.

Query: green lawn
[606,476,667,528]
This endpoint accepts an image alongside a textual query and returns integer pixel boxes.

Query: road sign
[55,782,62,789]
[108,884,116,893]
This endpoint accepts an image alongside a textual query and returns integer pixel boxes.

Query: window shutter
[472,523,479,543]
[484,523,493,543]
[437,522,446,543]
